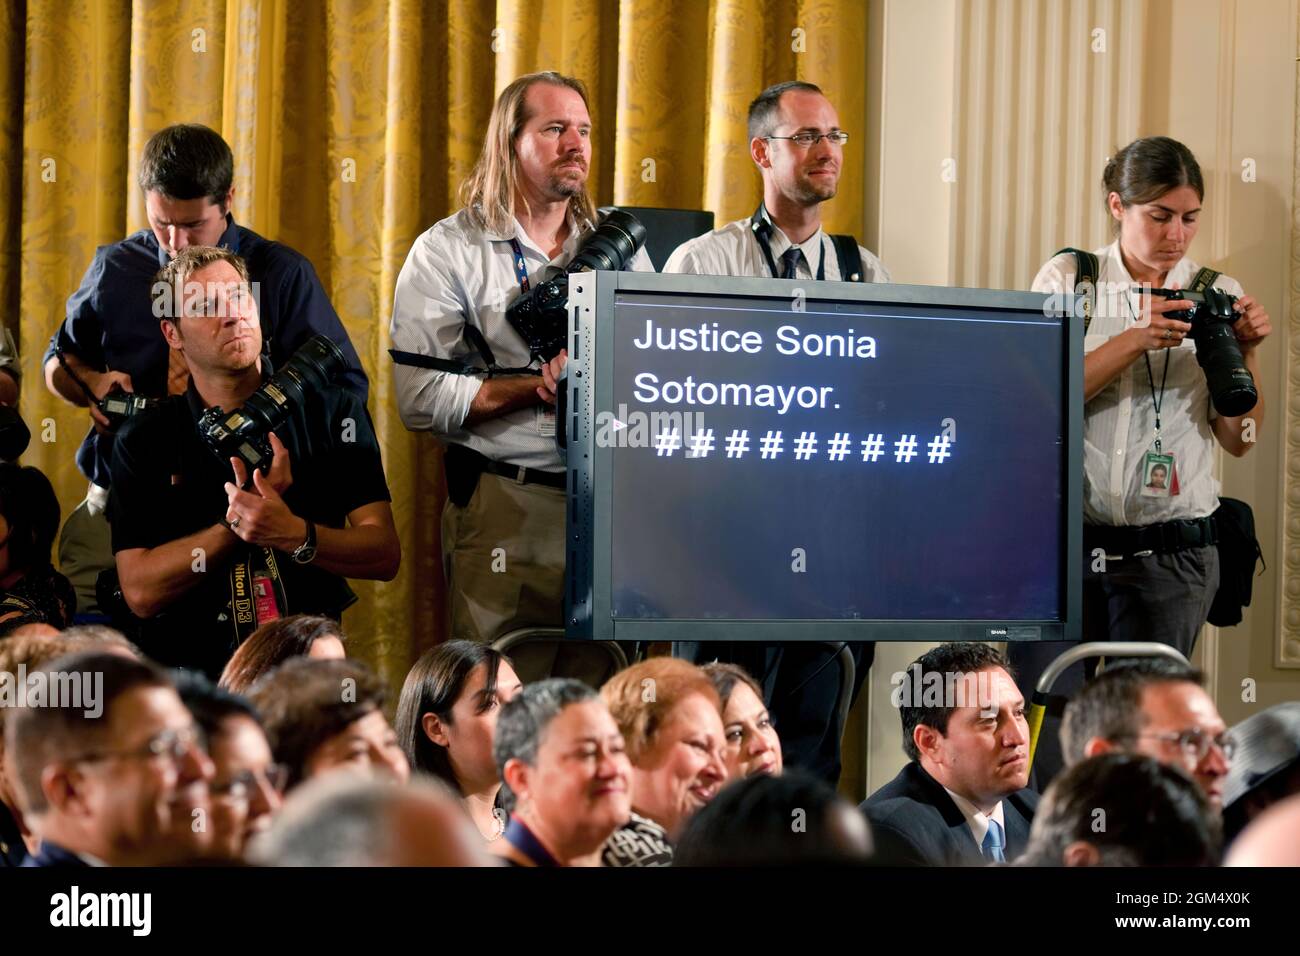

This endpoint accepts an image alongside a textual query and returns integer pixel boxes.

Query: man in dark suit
[7,651,214,866]
[862,642,1038,866]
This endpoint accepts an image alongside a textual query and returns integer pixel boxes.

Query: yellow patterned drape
[4,0,869,688]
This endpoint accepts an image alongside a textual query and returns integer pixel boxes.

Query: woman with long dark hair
[394,640,522,840]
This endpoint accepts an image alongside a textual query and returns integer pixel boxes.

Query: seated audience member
[0,462,76,634]
[1221,702,1300,844]
[492,679,631,867]
[1060,658,1232,809]
[175,672,284,861]
[58,623,142,655]
[250,774,489,867]
[674,771,871,867]
[1224,792,1300,867]
[6,651,213,866]
[0,631,137,866]
[108,245,398,679]
[600,658,728,866]
[703,662,783,779]
[394,640,523,840]
[247,657,408,790]
[1016,753,1220,867]
[218,613,347,694]
[862,642,1037,866]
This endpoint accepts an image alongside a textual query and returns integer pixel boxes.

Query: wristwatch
[291,519,317,564]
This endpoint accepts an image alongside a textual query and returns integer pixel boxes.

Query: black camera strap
[749,205,826,281]
[1056,247,1099,333]
[1190,267,1220,294]
[389,241,541,378]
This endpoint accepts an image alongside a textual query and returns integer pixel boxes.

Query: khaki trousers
[442,473,608,686]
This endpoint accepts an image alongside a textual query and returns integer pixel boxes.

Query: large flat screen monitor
[565,272,1082,643]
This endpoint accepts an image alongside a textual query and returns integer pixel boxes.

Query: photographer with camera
[1011,136,1270,783]
[43,124,367,619]
[107,246,398,679]
[389,72,650,660]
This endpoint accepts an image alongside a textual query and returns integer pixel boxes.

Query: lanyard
[1144,350,1171,452]
[1128,293,1171,452]
[507,238,531,294]
[749,205,826,281]
[503,816,560,867]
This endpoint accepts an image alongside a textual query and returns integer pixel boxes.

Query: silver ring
[229,516,241,529]
[1163,329,1173,340]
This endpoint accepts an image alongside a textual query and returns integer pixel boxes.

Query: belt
[483,460,566,490]
[1085,516,1217,559]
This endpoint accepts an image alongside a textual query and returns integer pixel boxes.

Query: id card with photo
[1140,451,1177,498]
[537,404,556,438]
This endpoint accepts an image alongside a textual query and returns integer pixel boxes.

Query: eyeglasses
[73,726,203,767]
[211,764,289,803]
[1131,728,1236,762]
[766,131,850,148]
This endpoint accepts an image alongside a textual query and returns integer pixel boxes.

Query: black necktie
[780,247,803,279]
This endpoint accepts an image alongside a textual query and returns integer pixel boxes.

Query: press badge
[1140,451,1178,498]
[537,405,556,437]
[252,572,283,624]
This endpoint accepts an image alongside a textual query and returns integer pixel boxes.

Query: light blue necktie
[982,818,1007,863]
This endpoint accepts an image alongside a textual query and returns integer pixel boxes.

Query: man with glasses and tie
[862,642,1039,866]
[6,651,215,866]
[1062,657,1233,810]
[664,81,890,786]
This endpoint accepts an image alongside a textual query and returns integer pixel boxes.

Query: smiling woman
[599,657,728,866]
[492,679,632,867]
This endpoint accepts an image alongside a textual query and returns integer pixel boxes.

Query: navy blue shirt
[46,215,369,487]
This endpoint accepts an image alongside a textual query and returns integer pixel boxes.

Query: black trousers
[677,640,873,786]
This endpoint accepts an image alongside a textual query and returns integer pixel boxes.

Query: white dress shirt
[942,786,1006,851]
[662,213,891,283]
[390,207,653,471]
[1031,240,1243,527]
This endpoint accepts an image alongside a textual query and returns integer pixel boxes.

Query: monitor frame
[564,271,1083,643]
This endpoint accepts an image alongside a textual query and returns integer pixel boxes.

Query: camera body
[198,335,347,475]
[1150,286,1257,418]
[99,386,162,427]
[505,209,647,362]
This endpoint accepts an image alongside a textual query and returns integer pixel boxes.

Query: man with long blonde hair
[390,72,650,660]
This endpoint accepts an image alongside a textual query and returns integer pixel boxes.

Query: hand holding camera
[223,437,303,550]
[228,432,293,494]
[1138,286,1262,417]
[1133,292,1194,349]
[1228,293,1271,355]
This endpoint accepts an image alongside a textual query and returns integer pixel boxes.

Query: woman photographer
[1012,138,1270,784]
[1036,136,1270,653]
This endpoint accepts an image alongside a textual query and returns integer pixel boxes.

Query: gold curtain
[4,0,869,687]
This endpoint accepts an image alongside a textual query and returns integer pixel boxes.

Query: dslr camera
[198,335,346,475]
[1150,286,1257,417]
[505,209,647,362]
[53,346,162,428]
[99,387,162,425]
